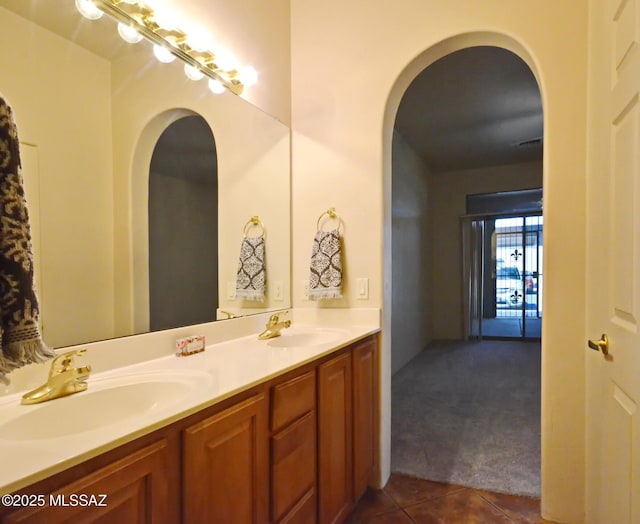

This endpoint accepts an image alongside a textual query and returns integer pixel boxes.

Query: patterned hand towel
[0,95,54,381]
[236,235,266,301]
[309,229,343,300]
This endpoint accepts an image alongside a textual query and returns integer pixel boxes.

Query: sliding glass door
[463,213,543,340]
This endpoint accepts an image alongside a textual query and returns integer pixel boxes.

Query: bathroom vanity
[0,325,379,524]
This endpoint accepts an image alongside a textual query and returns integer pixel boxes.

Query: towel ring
[243,216,265,237]
[316,207,344,233]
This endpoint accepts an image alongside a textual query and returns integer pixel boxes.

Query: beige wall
[430,161,543,340]
[391,131,432,373]
[0,7,115,348]
[291,2,588,521]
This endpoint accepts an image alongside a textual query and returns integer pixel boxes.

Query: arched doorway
[131,110,218,333]
[381,30,552,500]
[148,115,218,331]
[388,44,543,495]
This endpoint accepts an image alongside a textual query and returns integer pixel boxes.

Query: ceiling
[394,46,543,173]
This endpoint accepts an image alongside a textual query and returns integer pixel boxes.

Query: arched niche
[131,109,217,333]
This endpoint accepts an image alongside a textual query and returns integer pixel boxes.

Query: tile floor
[346,473,554,523]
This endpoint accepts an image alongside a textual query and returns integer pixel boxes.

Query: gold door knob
[588,334,609,356]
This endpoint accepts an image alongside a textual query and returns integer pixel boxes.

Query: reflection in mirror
[149,115,218,331]
[0,0,291,349]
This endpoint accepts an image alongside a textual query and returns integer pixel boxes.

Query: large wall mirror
[0,0,291,348]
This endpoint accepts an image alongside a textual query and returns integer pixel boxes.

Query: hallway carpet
[391,340,541,497]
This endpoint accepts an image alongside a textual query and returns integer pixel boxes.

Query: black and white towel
[235,235,266,301]
[309,229,343,300]
[0,95,54,381]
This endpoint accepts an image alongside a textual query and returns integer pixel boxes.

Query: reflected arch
[131,109,218,332]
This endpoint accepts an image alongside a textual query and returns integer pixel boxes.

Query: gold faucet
[21,349,92,405]
[258,311,291,340]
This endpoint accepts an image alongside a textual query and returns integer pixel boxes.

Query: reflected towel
[0,95,54,381]
[309,229,342,300]
[235,235,266,301]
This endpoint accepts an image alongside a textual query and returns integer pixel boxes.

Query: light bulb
[184,64,204,81]
[75,0,103,20]
[152,6,177,30]
[214,49,236,72]
[153,44,175,63]
[117,23,143,44]
[187,30,212,53]
[237,66,258,86]
[208,78,225,95]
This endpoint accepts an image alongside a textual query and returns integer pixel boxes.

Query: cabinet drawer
[271,411,316,522]
[271,370,316,432]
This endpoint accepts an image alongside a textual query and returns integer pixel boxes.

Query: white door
[586,0,640,522]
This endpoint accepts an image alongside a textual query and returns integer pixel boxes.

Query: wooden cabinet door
[271,411,316,523]
[2,439,174,524]
[318,353,352,524]
[183,393,268,524]
[352,337,378,499]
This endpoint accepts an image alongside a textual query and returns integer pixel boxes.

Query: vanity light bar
[90,0,250,95]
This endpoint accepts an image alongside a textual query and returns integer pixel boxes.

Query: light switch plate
[303,280,310,300]
[274,281,283,301]
[357,278,369,299]
[227,281,236,300]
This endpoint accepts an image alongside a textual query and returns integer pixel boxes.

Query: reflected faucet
[258,311,291,340]
[21,349,92,405]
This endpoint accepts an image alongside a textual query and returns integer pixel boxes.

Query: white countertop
[0,319,379,495]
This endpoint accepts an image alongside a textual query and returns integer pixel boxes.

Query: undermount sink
[0,370,211,441]
[266,327,347,348]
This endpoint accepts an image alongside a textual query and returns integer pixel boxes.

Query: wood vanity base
[0,335,379,524]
